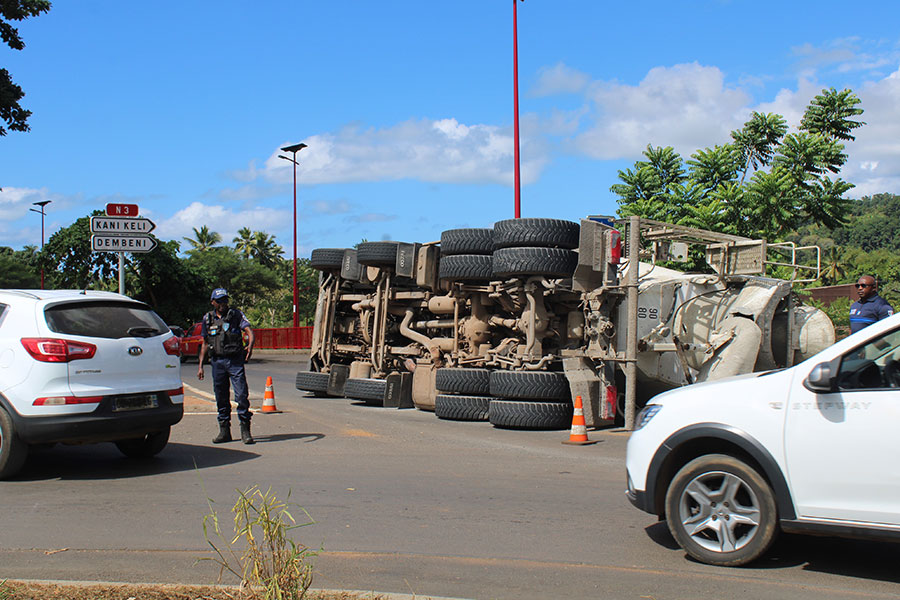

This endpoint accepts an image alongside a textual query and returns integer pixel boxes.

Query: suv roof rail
[0,290,42,300]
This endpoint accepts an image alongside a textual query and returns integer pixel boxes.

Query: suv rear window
[44,301,169,339]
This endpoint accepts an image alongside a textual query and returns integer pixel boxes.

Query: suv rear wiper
[127,326,162,338]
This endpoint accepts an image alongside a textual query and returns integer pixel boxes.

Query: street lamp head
[33,200,51,208]
[280,142,308,154]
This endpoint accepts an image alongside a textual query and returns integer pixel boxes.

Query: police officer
[197,288,256,444]
[849,275,894,334]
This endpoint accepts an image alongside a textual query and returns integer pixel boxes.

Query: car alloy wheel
[665,454,778,566]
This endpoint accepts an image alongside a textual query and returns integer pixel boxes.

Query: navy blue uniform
[201,308,253,424]
[849,294,894,334]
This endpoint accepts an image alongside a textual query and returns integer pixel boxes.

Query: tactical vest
[205,309,245,357]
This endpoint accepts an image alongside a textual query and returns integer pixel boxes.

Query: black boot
[213,423,232,444]
[240,421,255,445]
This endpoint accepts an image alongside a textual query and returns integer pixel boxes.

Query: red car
[179,322,204,362]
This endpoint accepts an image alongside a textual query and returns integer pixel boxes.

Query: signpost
[90,205,156,294]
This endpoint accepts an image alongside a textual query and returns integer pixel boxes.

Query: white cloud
[237,118,548,188]
[571,63,751,159]
[840,66,900,196]
[344,212,397,224]
[309,199,351,215]
[790,37,900,77]
[532,62,590,97]
[155,201,291,247]
[0,187,68,246]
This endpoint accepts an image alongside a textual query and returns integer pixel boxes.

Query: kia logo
[128,346,143,356]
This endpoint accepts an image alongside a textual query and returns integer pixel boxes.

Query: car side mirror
[804,360,838,393]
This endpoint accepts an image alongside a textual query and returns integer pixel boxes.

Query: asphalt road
[0,353,898,599]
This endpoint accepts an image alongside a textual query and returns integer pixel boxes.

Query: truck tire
[435,394,491,421]
[114,427,170,459]
[490,370,570,401]
[489,399,572,430]
[492,247,577,278]
[493,218,579,250]
[310,248,346,271]
[435,368,491,395]
[438,254,493,282]
[0,406,27,480]
[356,241,401,267]
[295,371,330,394]
[343,377,387,405]
[440,228,494,255]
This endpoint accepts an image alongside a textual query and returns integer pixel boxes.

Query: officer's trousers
[210,354,252,424]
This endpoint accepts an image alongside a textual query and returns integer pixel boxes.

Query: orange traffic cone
[260,376,282,414]
[563,395,596,445]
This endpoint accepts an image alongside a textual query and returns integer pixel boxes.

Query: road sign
[90,216,156,235]
[91,216,155,234]
[106,203,139,217]
[91,234,158,253]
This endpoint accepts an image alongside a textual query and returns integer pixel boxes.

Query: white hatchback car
[0,290,184,479]
[626,311,900,566]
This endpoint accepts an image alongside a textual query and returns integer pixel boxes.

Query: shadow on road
[13,442,257,482]
[645,521,900,584]
[644,521,681,550]
[252,432,325,443]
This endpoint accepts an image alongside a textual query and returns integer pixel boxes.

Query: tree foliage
[0,0,51,136]
[183,225,222,254]
[0,246,40,287]
[40,212,119,289]
[611,88,864,241]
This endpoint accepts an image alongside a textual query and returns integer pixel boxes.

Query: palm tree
[233,227,253,259]
[183,226,222,253]
[821,246,845,285]
[250,231,284,268]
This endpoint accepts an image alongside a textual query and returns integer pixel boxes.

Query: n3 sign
[106,203,139,217]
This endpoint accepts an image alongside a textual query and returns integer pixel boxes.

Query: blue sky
[3,1,900,257]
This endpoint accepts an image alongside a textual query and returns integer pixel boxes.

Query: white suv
[626,312,900,566]
[0,290,184,479]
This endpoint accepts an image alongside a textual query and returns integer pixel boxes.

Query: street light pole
[30,200,51,289]
[278,142,308,328]
[512,0,522,219]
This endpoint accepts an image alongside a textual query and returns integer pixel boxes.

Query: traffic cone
[562,395,596,445]
[260,376,282,414]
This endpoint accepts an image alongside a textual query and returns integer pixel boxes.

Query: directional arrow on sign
[90,216,156,234]
[91,234,158,253]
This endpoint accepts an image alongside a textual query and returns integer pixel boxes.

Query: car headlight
[634,404,662,430]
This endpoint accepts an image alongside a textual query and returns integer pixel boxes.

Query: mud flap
[384,372,414,409]
[327,364,350,396]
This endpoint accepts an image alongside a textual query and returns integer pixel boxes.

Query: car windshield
[44,300,169,339]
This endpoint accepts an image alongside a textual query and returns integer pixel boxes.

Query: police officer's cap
[211,288,229,301]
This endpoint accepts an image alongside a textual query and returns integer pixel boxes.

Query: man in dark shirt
[849,275,894,334]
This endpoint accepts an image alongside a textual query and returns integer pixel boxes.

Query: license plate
[113,394,159,412]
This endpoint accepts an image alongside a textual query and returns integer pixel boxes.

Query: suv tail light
[21,338,97,362]
[162,336,181,356]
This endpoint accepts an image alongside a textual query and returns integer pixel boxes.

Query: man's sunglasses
[855,283,872,288]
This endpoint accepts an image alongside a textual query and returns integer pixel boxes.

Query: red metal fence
[253,326,313,349]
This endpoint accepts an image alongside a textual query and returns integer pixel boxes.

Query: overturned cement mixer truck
[295,216,834,430]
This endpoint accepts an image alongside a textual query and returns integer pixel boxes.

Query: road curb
[6,579,473,600]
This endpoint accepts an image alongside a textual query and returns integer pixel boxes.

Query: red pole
[291,152,299,328]
[513,0,521,219]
